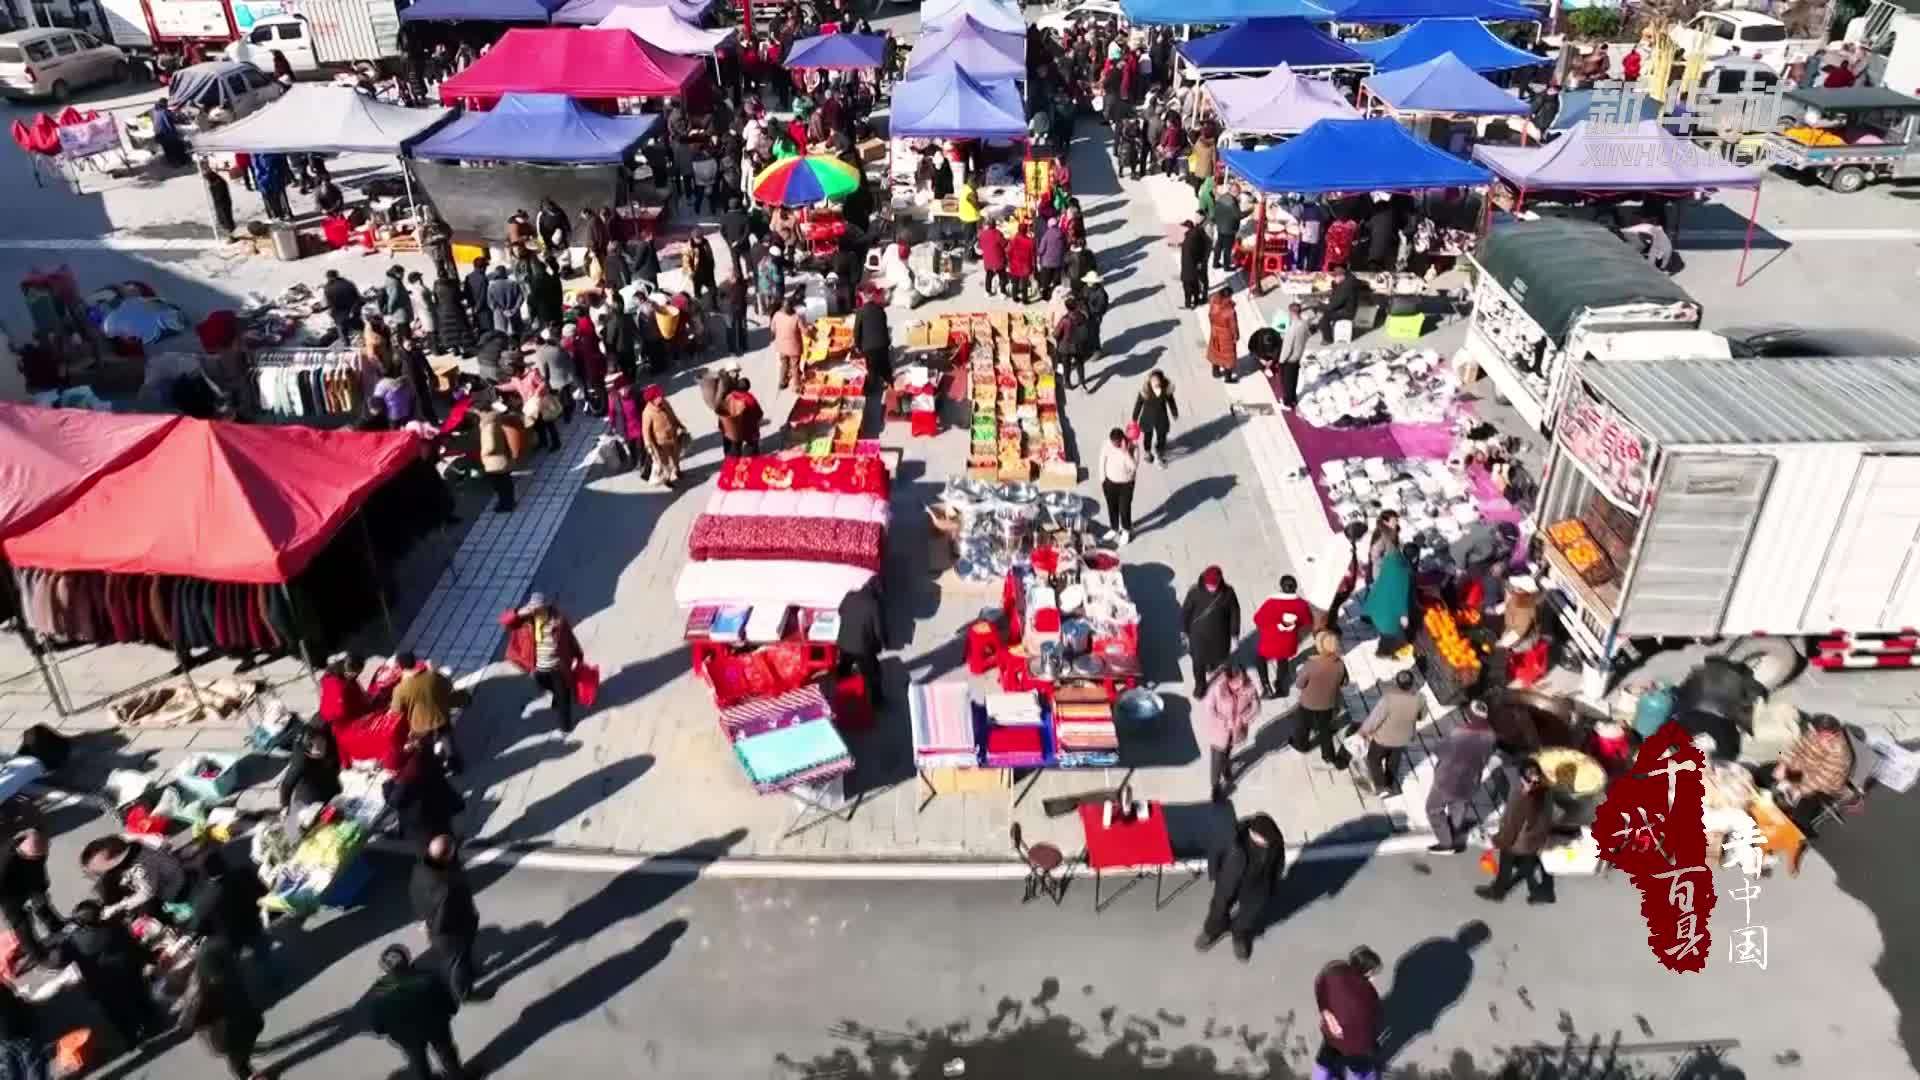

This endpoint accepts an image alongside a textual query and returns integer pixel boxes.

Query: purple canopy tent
[907,15,1025,80]
[785,33,888,70]
[1204,64,1360,136]
[1473,120,1766,284]
[551,0,713,26]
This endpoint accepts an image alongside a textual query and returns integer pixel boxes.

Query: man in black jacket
[719,197,751,266]
[1320,266,1364,344]
[40,900,163,1048]
[462,256,492,331]
[836,579,886,707]
[322,269,363,342]
[603,293,640,379]
[852,292,892,384]
[1211,187,1243,272]
[410,835,485,1003]
[1179,219,1211,308]
[0,830,61,967]
[1082,271,1110,361]
[1195,813,1285,962]
[367,944,467,1080]
[187,850,273,984]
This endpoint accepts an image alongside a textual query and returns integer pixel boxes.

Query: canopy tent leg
[13,627,68,718]
[360,516,399,651]
[1252,195,1267,296]
[281,583,321,686]
[1734,184,1761,287]
[400,160,420,226]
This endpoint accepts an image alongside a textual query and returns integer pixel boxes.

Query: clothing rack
[250,348,365,424]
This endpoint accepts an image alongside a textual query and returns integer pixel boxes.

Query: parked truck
[93,0,396,78]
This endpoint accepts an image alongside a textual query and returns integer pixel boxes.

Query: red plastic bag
[574,663,600,709]
[1478,848,1498,876]
[1126,421,1142,443]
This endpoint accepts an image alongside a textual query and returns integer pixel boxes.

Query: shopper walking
[718,377,764,457]
[1291,631,1349,767]
[1181,567,1241,699]
[473,390,515,514]
[1313,946,1383,1080]
[36,900,162,1050]
[835,577,887,707]
[367,944,468,1080]
[1276,302,1313,409]
[1035,216,1067,299]
[1207,284,1240,382]
[1131,371,1178,464]
[1210,182,1242,271]
[1179,218,1211,308]
[1364,542,1415,658]
[1476,759,1558,904]
[853,290,892,382]
[772,299,808,390]
[1082,269,1110,361]
[1098,427,1138,543]
[641,385,686,487]
[979,221,1007,296]
[180,943,269,1080]
[0,829,61,968]
[501,594,585,737]
[606,372,647,476]
[1250,575,1311,700]
[1357,670,1422,795]
[411,835,486,1004]
[1200,665,1258,800]
[1427,700,1495,855]
[1194,813,1284,962]
[1006,222,1036,303]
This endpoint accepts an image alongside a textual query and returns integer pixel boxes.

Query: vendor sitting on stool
[1758,714,1855,831]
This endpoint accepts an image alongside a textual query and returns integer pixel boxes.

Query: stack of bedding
[720,683,854,793]
[983,691,1049,767]
[688,515,886,571]
[1052,684,1119,766]
[911,681,979,768]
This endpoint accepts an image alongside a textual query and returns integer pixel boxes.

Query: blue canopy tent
[1222,117,1491,192]
[1122,0,1336,25]
[1363,53,1528,115]
[408,93,659,162]
[402,0,562,20]
[909,16,1025,80]
[785,33,888,70]
[1177,18,1367,74]
[890,66,1027,139]
[1327,0,1540,21]
[1350,19,1550,73]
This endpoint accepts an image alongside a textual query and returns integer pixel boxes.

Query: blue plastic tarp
[1123,0,1336,25]
[909,16,1026,79]
[785,33,888,70]
[1350,19,1550,72]
[1222,118,1491,193]
[1328,0,1541,21]
[402,0,562,22]
[549,0,713,25]
[1363,53,1528,114]
[409,93,658,163]
[890,66,1027,139]
[1177,17,1365,72]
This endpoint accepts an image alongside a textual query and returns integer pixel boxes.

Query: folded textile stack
[1296,347,1457,428]
[732,716,854,794]
[1319,456,1479,544]
[1053,684,1118,765]
[718,683,833,740]
[984,691,1044,726]
[982,691,1049,767]
[911,681,979,768]
[743,605,793,644]
[706,606,749,644]
[688,514,886,572]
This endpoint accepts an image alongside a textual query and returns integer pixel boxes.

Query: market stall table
[1077,800,1193,912]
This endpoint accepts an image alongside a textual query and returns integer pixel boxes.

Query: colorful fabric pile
[687,515,886,571]
[722,684,853,793]
[1052,683,1119,765]
[704,488,891,525]
[910,681,978,768]
[13,568,297,652]
[717,451,891,496]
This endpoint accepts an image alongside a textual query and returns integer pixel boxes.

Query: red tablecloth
[331,711,408,771]
[1078,801,1175,870]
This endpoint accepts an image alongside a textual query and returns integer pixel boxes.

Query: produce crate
[1415,626,1478,707]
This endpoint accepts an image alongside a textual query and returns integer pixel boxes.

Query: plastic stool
[967,620,1004,675]
[1333,319,1354,343]
[1258,251,1288,278]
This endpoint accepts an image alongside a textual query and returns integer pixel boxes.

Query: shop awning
[190,85,452,155]
[1178,18,1366,72]
[438,27,701,103]
[784,32,888,70]
[1222,117,1489,193]
[1124,0,1336,23]
[889,66,1027,140]
[0,406,180,537]
[1205,65,1360,135]
[401,0,562,21]
[920,0,1024,34]
[0,420,421,584]
[592,5,735,54]
[1327,0,1541,21]
[908,16,1026,80]
[409,93,659,163]
[550,0,712,24]
[1474,120,1762,191]
[1349,19,1550,72]
[1363,52,1528,114]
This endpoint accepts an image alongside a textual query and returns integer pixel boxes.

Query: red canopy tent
[437,28,703,107]
[0,406,179,537]
[1,418,419,584]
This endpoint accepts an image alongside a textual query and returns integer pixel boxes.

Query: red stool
[966,620,1003,675]
[829,673,875,733]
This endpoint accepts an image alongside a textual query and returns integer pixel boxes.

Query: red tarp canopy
[0,415,420,584]
[0,406,180,536]
[438,28,702,105]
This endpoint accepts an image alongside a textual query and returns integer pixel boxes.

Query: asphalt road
[19,788,1914,1080]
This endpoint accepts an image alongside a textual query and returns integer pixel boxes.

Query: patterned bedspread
[705,488,891,525]
[688,514,885,572]
[717,453,891,496]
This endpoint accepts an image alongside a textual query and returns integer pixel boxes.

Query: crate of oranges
[1422,606,1483,679]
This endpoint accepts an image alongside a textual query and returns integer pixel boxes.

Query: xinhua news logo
[1579,137,1794,169]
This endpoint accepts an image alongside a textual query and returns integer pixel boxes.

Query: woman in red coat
[500,593,586,735]
[1006,223,1036,303]
[1251,575,1313,699]
[979,223,1007,297]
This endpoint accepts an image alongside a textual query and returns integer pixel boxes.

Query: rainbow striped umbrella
[751,154,861,207]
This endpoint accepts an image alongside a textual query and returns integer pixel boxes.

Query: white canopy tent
[592,5,737,54]
[189,86,452,215]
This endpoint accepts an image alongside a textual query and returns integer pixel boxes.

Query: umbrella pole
[1734,184,1760,287]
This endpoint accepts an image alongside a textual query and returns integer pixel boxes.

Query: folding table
[1077,801,1197,912]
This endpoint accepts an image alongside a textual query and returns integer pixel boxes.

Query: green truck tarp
[1475,218,1695,342]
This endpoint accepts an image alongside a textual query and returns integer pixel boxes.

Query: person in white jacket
[1301,519,1369,633]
